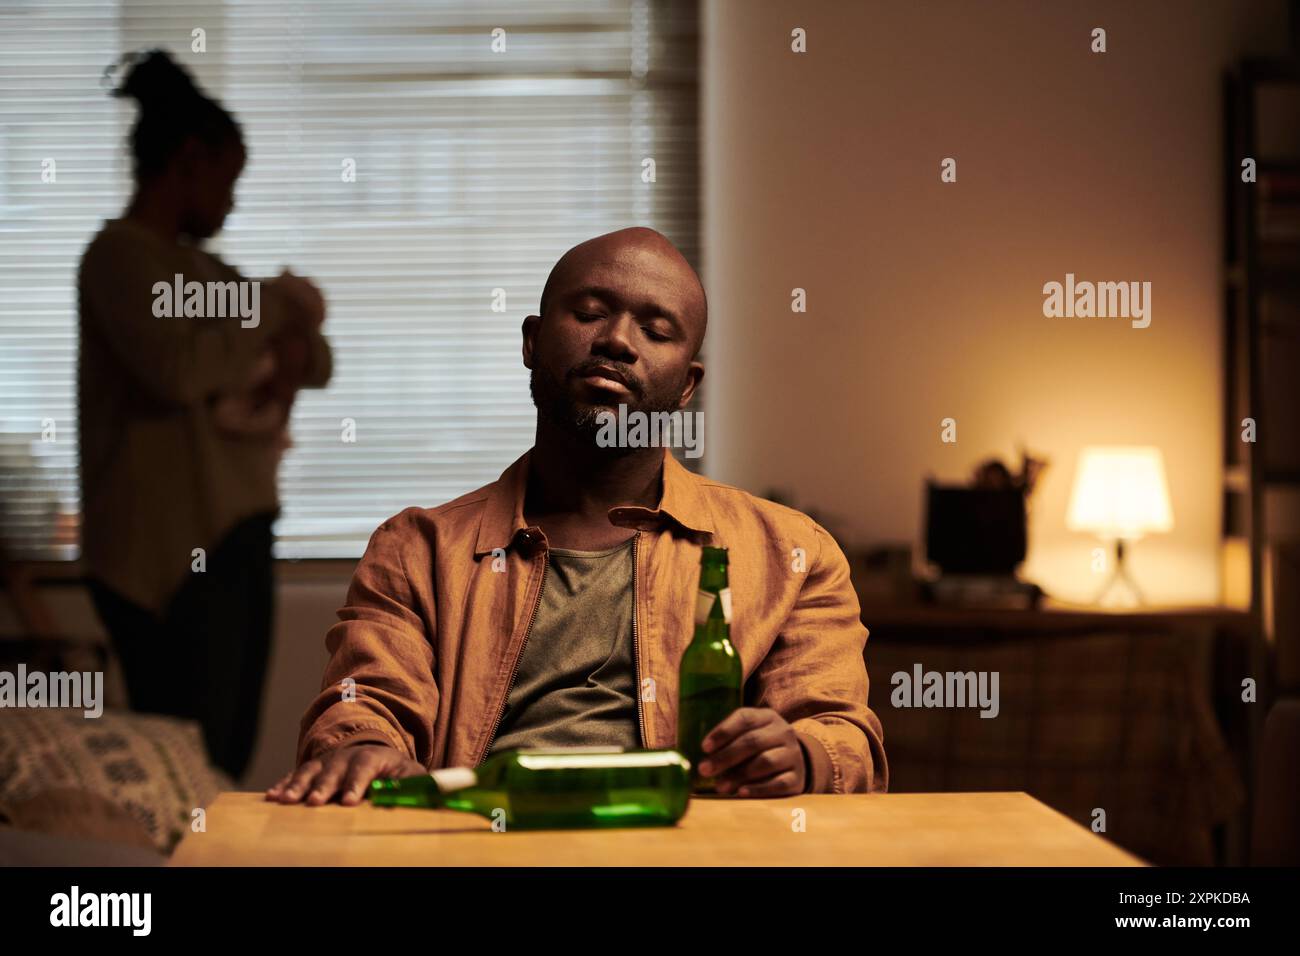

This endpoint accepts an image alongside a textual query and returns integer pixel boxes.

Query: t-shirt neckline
[547,536,636,559]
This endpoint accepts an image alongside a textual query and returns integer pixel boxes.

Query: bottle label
[429,767,477,793]
[518,750,685,770]
[695,588,732,625]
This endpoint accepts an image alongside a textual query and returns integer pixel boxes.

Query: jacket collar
[474,447,715,556]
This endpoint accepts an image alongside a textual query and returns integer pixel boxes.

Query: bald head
[539,227,707,359]
[523,226,707,446]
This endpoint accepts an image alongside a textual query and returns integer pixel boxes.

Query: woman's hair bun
[104,47,242,181]
[108,49,204,112]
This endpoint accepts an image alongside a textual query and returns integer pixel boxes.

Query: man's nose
[591,313,639,362]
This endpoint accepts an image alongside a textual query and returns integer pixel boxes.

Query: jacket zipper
[632,530,646,748]
[478,529,647,763]
[478,546,548,765]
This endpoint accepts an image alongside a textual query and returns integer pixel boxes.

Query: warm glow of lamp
[1067,446,1174,606]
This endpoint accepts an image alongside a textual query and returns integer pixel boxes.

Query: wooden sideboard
[856,602,1258,866]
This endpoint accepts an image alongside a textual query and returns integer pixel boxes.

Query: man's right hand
[266,743,427,807]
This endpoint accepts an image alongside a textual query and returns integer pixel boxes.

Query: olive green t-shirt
[487,537,641,755]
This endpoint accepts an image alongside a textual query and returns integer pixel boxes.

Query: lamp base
[1092,539,1145,608]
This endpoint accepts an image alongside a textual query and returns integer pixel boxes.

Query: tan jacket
[298,449,888,793]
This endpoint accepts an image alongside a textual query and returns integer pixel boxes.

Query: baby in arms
[210,270,324,459]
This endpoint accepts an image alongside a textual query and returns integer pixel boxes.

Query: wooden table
[171,791,1145,866]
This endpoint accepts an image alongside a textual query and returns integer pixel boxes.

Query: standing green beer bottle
[368,747,690,830]
[677,546,743,792]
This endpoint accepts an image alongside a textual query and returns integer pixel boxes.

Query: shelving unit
[1223,53,1300,864]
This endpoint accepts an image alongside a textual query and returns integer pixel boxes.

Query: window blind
[0,0,701,560]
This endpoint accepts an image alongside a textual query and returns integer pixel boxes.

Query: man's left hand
[697,707,806,797]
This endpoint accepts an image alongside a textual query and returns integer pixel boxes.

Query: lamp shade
[1066,446,1174,540]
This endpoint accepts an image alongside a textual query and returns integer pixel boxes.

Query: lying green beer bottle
[368,747,690,830]
[677,546,743,792]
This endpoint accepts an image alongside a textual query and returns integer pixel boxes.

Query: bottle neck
[694,550,732,641]
[694,581,731,642]
[369,767,479,808]
[698,564,728,593]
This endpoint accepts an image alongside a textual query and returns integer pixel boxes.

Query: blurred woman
[78,49,331,779]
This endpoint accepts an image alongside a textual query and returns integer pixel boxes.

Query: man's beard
[529,363,684,453]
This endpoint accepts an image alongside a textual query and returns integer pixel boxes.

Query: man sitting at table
[269,227,888,806]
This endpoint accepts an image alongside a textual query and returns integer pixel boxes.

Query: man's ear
[677,361,704,409]
[521,314,540,369]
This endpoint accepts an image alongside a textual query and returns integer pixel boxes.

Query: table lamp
[1066,446,1174,607]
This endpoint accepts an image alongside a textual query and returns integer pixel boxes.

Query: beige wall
[246,572,352,788]
[701,0,1290,604]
